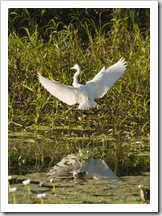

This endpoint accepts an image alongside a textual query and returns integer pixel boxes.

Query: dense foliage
[8,8,150,175]
[8,8,150,133]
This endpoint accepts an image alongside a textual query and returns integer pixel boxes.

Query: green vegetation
[8,172,150,204]
[8,129,150,176]
[8,8,150,176]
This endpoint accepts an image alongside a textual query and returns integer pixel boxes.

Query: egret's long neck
[72,68,81,88]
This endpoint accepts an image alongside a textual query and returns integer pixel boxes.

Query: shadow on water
[8,127,150,204]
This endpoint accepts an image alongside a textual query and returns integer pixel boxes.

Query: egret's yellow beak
[70,66,75,70]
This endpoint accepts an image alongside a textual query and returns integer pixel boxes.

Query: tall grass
[8,8,150,137]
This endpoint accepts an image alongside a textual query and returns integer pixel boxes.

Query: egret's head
[70,64,80,71]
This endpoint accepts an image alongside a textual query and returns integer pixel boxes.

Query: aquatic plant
[8,176,12,190]
[22,179,31,194]
[50,178,56,193]
[138,184,150,203]
[9,187,17,204]
[37,193,46,204]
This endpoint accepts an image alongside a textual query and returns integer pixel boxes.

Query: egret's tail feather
[78,99,97,110]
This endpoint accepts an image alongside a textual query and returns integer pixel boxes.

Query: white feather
[38,58,126,110]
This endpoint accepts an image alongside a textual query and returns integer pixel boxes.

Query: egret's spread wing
[38,72,86,106]
[84,58,126,99]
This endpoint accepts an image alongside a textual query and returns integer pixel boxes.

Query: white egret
[37,58,126,110]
